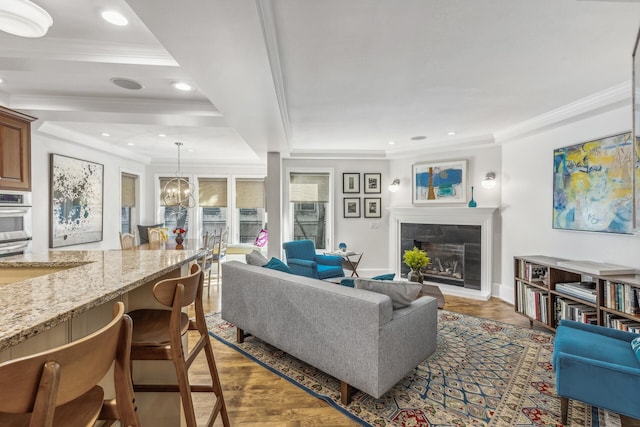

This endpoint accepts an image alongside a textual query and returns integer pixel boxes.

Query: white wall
[283,158,391,277]
[31,132,147,252]
[500,105,640,302]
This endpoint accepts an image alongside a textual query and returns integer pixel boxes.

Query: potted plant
[403,246,430,283]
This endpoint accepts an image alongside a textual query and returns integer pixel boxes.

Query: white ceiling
[1,0,639,165]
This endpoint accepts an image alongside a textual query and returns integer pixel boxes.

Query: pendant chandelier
[162,142,196,209]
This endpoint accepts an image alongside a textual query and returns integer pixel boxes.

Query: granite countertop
[0,249,203,352]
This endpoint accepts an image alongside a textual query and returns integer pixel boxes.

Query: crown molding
[386,134,496,159]
[256,0,292,147]
[289,149,387,160]
[0,37,178,66]
[494,81,631,144]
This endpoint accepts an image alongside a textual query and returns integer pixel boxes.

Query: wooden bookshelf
[514,256,640,332]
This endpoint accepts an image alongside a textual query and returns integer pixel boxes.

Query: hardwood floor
[185,279,638,426]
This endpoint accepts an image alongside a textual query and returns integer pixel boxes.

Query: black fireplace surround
[400,223,481,290]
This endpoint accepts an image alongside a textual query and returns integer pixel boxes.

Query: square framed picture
[364,197,381,218]
[343,197,361,218]
[364,173,381,193]
[412,160,467,204]
[342,172,360,193]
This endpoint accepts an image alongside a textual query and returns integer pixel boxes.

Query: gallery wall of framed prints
[342,172,382,218]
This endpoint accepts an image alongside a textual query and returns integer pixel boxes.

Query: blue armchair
[553,319,640,424]
[282,240,345,280]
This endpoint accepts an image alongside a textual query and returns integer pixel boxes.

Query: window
[236,178,265,244]
[289,172,330,250]
[199,178,227,238]
[121,173,137,233]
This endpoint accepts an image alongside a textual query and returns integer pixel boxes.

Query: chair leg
[203,333,230,426]
[560,396,568,425]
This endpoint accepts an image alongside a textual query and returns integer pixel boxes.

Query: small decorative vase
[175,233,184,246]
[468,186,477,208]
[408,268,424,284]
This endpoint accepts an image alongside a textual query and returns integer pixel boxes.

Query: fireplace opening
[401,223,481,290]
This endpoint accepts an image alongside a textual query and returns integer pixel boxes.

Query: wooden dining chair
[128,264,229,427]
[200,230,219,294]
[0,302,140,426]
[148,228,163,243]
[119,232,137,250]
[210,228,228,285]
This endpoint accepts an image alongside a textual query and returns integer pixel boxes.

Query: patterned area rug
[206,310,619,427]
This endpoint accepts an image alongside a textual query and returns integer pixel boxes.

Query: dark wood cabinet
[0,106,36,191]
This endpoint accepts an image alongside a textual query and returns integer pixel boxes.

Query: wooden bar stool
[128,264,229,427]
[0,302,140,426]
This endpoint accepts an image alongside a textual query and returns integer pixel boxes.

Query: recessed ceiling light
[188,149,194,152]
[0,78,4,84]
[448,131,456,136]
[101,10,128,26]
[410,136,427,141]
[388,140,395,145]
[172,82,193,91]
[127,142,135,146]
[111,77,143,90]
[158,133,166,137]
[101,132,110,137]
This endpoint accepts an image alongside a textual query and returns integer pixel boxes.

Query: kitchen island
[0,249,204,426]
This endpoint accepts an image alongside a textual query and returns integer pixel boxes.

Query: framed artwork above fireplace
[412,160,467,204]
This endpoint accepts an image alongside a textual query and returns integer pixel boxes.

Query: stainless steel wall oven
[0,191,32,257]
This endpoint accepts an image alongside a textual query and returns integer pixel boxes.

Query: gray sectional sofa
[221,261,438,404]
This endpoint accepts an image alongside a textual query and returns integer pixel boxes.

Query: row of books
[555,297,597,326]
[555,281,597,304]
[517,260,548,283]
[603,313,640,333]
[603,281,640,315]
[516,281,548,323]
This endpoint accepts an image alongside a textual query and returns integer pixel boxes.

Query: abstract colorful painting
[412,160,467,204]
[553,131,633,234]
[50,154,104,247]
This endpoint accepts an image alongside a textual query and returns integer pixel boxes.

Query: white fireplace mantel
[388,207,498,300]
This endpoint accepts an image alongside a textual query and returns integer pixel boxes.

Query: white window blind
[121,173,136,207]
[289,173,329,202]
[236,178,265,208]
[198,178,228,207]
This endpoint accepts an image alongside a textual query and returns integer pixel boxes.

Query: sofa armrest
[287,258,316,268]
[558,319,640,342]
[315,254,343,266]
[286,258,318,278]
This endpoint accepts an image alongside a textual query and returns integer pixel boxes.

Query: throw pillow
[340,278,355,287]
[263,257,293,274]
[632,337,640,363]
[246,250,268,266]
[354,278,422,309]
[138,223,163,244]
[372,273,395,281]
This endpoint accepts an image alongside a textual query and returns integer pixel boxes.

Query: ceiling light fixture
[110,77,143,90]
[0,78,4,83]
[481,172,497,189]
[171,82,193,91]
[410,136,426,141]
[162,142,196,209]
[388,179,400,192]
[127,142,134,146]
[388,140,395,145]
[158,133,166,137]
[101,10,128,26]
[0,0,52,38]
[101,132,110,137]
[448,131,456,135]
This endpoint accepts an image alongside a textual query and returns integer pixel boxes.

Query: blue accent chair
[553,319,640,424]
[282,240,345,280]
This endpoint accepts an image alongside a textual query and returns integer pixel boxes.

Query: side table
[325,251,363,277]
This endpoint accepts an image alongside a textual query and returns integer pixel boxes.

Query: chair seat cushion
[554,324,640,368]
[129,309,190,346]
[316,264,344,280]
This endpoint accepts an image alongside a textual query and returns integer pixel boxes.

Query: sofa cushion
[246,250,268,266]
[632,337,640,363]
[354,278,422,309]
[263,257,293,274]
[137,223,163,244]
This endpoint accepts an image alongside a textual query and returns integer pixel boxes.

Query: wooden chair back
[152,263,202,308]
[0,302,139,426]
[148,228,163,243]
[218,228,228,259]
[119,232,136,249]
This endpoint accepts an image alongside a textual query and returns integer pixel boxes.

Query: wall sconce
[481,172,496,189]
[388,178,400,192]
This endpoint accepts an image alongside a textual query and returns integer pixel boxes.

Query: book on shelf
[555,281,596,304]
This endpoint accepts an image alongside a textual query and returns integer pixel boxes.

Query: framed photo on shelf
[343,197,361,218]
[364,173,381,193]
[342,173,360,193]
[364,197,381,218]
[412,160,466,204]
